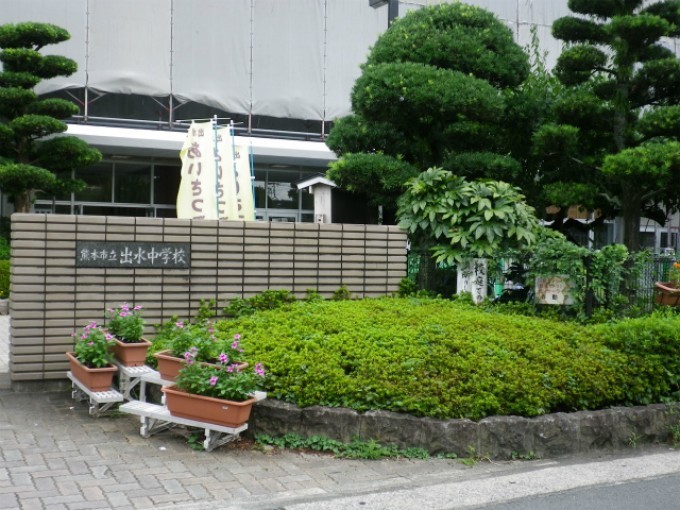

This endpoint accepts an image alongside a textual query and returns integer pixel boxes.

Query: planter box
[112,337,151,367]
[162,385,256,427]
[655,282,680,306]
[155,350,247,381]
[66,352,118,392]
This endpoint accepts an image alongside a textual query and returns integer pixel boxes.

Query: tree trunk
[621,193,642,252]
[13,191,33,213]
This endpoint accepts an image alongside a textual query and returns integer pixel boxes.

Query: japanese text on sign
[75,242,190,269]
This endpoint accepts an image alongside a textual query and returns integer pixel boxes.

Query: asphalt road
[251,448,680,510]
[477,473,680,510]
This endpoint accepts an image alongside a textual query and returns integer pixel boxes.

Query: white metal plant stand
[67,371,124,417]
[112,361,157,400]
[119,400,249,451]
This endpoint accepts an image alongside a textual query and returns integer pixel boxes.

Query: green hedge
[214,297,680,420]
[0,260,9,299]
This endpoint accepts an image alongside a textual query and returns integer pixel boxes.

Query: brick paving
[0,388,536,510]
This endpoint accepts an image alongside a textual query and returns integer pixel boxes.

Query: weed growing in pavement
[255,433,430,460]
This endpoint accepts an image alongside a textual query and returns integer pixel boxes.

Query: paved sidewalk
[1,389,677,510]
[0,389,549,510]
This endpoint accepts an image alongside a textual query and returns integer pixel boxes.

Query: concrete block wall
[10,214,407,382]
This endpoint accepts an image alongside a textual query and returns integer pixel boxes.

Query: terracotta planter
[655,282,680,306]
[155,350,247,381]
[162,385,256,427]
[155,350,188,381]
[112,337,151,367]
[66,352,118,392]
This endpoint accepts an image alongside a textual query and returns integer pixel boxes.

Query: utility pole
[369,0,399,26]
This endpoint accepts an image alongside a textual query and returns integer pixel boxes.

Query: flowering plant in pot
[154,321,245,380]
[162,347,265,427]
[106,303,151,366]
[66,322,118,392]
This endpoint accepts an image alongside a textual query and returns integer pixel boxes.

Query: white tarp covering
[251,0,324,119]
[87,0,171,96]
[1,0,678,122]
[325,0,385,120]
[172,0,251,115]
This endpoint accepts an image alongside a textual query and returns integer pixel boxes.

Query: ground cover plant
[216,297,680,421]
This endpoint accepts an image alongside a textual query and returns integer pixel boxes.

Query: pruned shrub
[215,297,678,420]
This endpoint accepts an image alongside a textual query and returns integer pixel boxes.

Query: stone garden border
[251,400,680,459]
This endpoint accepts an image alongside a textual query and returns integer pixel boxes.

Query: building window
[76,162,114,202]
[34,159,320,221]
[115,163,151,204]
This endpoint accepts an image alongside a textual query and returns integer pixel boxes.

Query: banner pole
[230,120,240,219]
[249,141,255,218]
[212,115,220,219]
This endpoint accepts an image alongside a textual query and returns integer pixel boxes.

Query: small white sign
[535,276,575,305]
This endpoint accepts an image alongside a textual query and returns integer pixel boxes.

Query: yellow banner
[177,121,219,220]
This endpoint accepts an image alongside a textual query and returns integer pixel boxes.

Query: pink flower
[175,321,184,329]
[119,311,128,318]
[209,376,218,386]
[227,364,236,373]
[87,341,94,346]
[218,353,229,364]
[234,334,241,340]
[255,363,265,377]
[133,305,142,311]
[105,334,114,340]
[231,341,239,350]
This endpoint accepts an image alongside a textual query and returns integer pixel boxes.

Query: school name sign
[76,242,190,269]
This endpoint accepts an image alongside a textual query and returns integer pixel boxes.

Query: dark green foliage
[218,298,680,420]
[27,98,78,119]
[326,153,418,208]
[0,164,57,197]
[0,238,10,260]
[366,3,529,88]
[0,260,9,298]
[0,21,100,212]
[554,46,608,85]
[0,22,70,49]
[552,17,607,44]
[325,3,530,219]
[224,289,296,318]
[550,0,680,250]
[10,114,65,139]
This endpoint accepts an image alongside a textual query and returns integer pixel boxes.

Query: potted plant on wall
[154,321,246,381]
[655,261,680,306]
[162,347,266,428]
[107,303,151,367]
[66,322,118,392]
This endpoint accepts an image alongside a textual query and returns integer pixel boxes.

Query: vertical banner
[177,121,217,220]
[217,130,255,221]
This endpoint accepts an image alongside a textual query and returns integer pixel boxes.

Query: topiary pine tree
[325,3,530,221]
[541,0,680,251]
[0,22,100,213]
